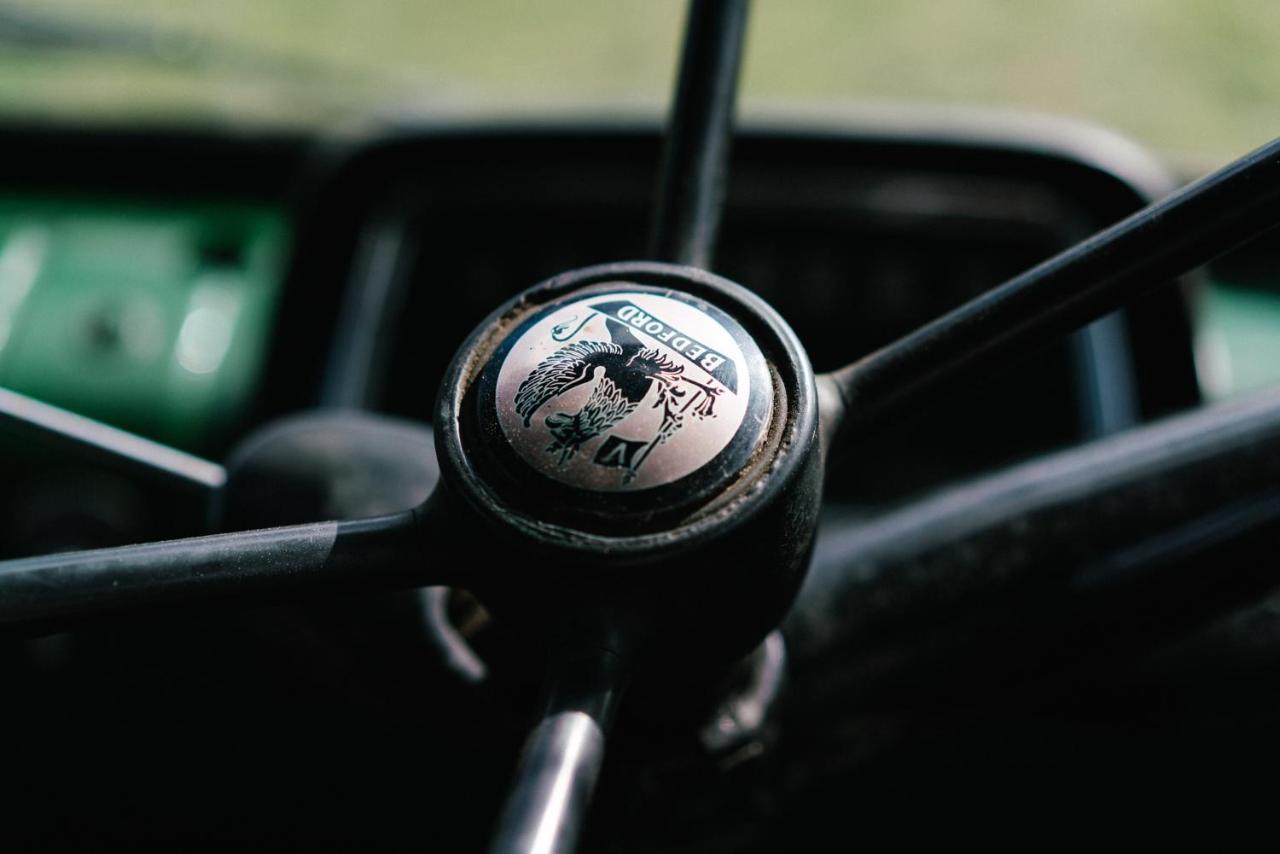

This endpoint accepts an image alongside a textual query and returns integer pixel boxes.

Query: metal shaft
[489,656,624,854]
[648,0,750,269]
[0,509,434,634]
[823,135,1280,447]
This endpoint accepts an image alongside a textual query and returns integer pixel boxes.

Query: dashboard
[226,113,1201,504]
[0,110,1239,551]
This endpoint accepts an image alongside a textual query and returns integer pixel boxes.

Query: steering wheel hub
[434,261,821,675]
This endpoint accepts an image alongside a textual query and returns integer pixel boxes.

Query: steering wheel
[5,2,1280,851]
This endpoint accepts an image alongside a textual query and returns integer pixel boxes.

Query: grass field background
[0,1,1276,162]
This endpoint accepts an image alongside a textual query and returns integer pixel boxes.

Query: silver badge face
[495,289,758,492]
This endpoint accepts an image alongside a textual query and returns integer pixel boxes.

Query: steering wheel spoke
[818,135,1280,455]
[789,385,1280,677]
[0,489,462,635]
[649,0,749,269]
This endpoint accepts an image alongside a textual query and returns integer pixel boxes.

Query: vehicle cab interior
[2,2,1279,849]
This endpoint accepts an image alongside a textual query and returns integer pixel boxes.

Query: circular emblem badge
[490,287,767,493]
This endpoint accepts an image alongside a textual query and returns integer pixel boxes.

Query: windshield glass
[2,0,1274,161]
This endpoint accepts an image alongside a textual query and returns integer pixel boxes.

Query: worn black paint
[0,507,446,635]
[649,0,749,268]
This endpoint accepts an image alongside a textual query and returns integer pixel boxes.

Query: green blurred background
[1,0,1276,161]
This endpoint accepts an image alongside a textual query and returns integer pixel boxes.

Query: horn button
[492,285,769,485]
[443,264,796,537]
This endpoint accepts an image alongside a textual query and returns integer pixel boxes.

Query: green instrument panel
[0,197,287,452]
[1,193,1276,459]
[1197,281,1280,401]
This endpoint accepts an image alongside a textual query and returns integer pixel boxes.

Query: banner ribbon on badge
[588,299,739,393]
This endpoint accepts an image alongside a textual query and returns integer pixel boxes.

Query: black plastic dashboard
[0,111,1202,523]
[265,113,1200,504]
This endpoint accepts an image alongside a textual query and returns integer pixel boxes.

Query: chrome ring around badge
[492,287,770,493]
